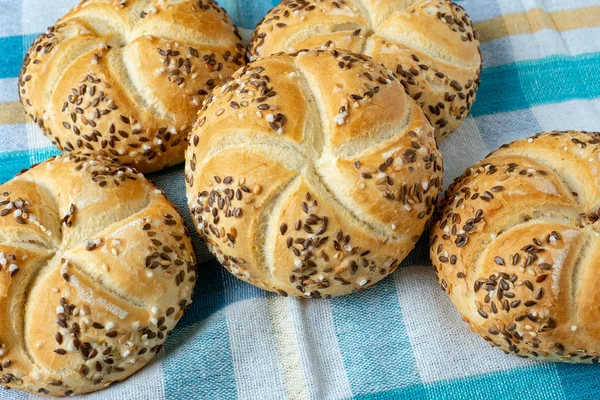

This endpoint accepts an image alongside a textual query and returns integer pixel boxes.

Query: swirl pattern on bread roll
[0,155,196,395]
[19,0,245,173]
[185,49,443,298]
[249,0,482,140]
[431,131,600,362]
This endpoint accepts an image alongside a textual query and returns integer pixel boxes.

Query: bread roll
[249,0,482,141]
[185,49,443,298]
[431,130,600,362]
[19,0,245,173]
[0,154,196,395]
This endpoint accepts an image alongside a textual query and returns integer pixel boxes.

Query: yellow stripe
[475,6,600,43]
[266,296,309,400]
[0,102,26,125]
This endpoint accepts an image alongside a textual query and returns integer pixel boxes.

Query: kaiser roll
[0,154,196,395]
[185,49,443,298]
[431,130,600,362]
[249,0,482,141]
[19,0,245,173]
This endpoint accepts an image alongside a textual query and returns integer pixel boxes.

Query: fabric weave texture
[1,0,600,399]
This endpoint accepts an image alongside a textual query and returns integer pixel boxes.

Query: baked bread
[19,0,245,173]
[185,49,443,298]
[431,130,600,362]
[0,154,196,395]
[249,0,482,141]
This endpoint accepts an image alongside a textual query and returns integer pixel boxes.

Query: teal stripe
[219,0,280,29]
[2,33,600,118]
[331,278,425,396]
[0,147,59,184]
[355,364,564,400]
[162,259,237,398]
[0,35,27,79]
[164,310,237,400]
[472,52,600,116]
[556,362,600,399]
[424,364,563,400]
[354,384,427,400]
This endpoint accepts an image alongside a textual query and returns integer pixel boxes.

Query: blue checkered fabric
[2,0,600,399]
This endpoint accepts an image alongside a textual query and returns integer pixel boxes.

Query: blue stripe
[556,362,600,399]
[354,384,427,400]
[162,257,237,399]
[480,36,516,69]
[474,107,543,151]
[331,278,424,396]
[0,147,59,184]
[163,310,237,400]
[472,52,600,116]
[0,35,26,79]
[424,364,564,400]
[219,0,280,29]
[356,364,565,400]
[459,0,503,23]
[29,146,61,166]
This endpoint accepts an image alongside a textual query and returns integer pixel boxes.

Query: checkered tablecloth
[2,0,600,399]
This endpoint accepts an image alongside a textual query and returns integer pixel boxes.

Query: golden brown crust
[431,130,600,363]
[0,155,196,395]
[186,49,442,298]
[19,0,245,173]
[249,0,482,141]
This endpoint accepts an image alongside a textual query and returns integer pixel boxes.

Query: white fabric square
[531,99,600,133]
[225,297,286,400]
[439,118,489,186]
[290,299,353,400]
[20,0,75,35]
